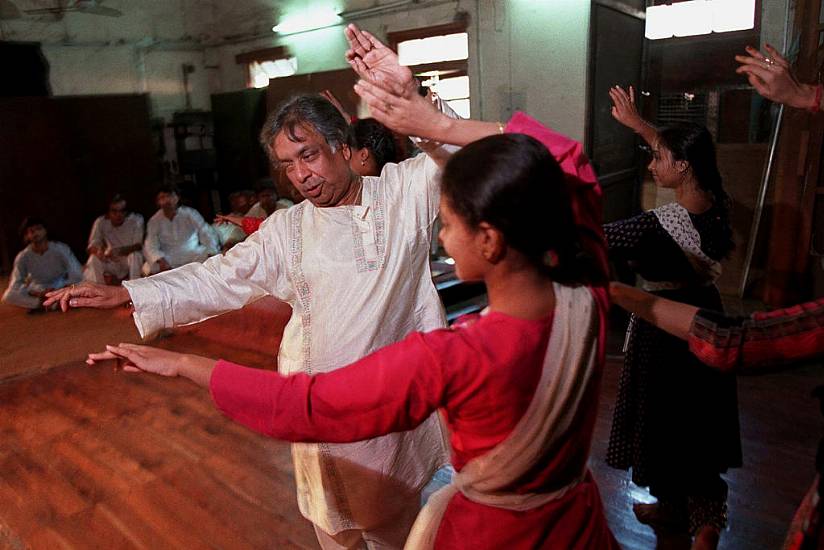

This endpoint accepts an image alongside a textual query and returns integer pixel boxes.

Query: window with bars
[656,92,709,127]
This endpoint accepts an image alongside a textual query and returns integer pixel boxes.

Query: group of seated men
[1,182,290,312]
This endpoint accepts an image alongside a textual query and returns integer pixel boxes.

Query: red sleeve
[688,297,824,372]
[241,217,263,235]
[504,112,609,281]
[209,330,452,443]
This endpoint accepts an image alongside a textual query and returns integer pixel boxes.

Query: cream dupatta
[404,283,602,549]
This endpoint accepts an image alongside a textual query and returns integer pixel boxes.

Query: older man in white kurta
[118,97,450,549]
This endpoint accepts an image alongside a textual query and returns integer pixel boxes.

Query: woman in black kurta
[605,85,741,549]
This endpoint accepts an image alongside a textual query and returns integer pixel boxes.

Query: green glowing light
[272,7,342,35]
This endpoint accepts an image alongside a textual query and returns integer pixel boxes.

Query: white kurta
[84,213,145,282]
[124,153,449,534]
[87,213,144,252]
[2,242,83,308]
[143,206,219,269]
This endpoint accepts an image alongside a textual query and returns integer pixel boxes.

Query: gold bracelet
[497,121,505,134]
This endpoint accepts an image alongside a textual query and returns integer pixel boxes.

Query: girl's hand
[88,344,217,387]
[88,343,185,376]
[609,85,644,131]
[735,44,817,110]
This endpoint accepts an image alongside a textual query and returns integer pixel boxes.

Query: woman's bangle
[497,121,505,134]
[810,83,822,113]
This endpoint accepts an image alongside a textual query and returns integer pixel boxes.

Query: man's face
[229,194,250,214]
[272,123,354,207]
[258,189,278,212]
[156,191,179,213]
[108,200,127,226]
[25,224,47,245]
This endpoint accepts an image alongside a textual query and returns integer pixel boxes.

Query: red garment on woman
[240,216,263,236]
[211,305,616,549]
[688,296,824,372]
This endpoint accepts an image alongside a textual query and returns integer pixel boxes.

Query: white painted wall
[1,0,218,119]
[212,0,592,140]
[473,0,591,140]
[2,0,593,134]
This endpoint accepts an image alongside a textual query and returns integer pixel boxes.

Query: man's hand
[215,214,243,227]
[44,282,130,312]
[735,44,818,110]
[353,78,449,139]
[345,24,415,98]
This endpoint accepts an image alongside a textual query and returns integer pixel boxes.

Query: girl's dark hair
[441,133,600,285]
[352,118,398,172]
[658,123,734,258]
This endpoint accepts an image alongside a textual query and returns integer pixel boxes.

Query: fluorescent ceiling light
[712,0,756,32]
[671,0,712,37]
[272,7,342,35]
[645,0,755,40]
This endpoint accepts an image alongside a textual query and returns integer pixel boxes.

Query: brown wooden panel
[0,95,157,274]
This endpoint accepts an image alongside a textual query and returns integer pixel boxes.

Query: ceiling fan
[0,0,123,20]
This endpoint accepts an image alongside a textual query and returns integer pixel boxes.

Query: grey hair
[259,94,353,162]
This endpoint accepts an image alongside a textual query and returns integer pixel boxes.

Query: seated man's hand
[44,282,130,312]
[215,214,243,227]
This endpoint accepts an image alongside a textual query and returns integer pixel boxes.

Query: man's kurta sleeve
[87,217,104,251]
[123,215,284,338]
[129,214,145,247]
[381,152,441,232]
[209,330,453,443]
[191,209,220,256]
[59,243,83,284]
[143,216,163,265]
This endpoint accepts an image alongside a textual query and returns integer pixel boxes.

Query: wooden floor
[0,324,822,548]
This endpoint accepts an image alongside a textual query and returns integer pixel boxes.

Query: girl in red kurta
[92,113,619,549]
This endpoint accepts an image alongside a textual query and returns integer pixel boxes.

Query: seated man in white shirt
[246,179,293,220]
[142,184,219,275]
[84,194,145,284]
[212,190,252,252]
[2,217,83,311]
